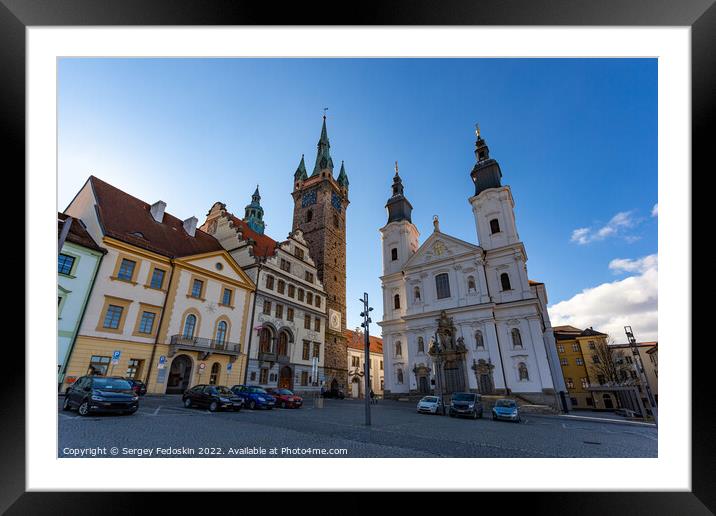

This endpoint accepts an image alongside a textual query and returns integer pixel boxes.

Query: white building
[378,131,565,409]
[201,188,328,397]
[345,328,384,398]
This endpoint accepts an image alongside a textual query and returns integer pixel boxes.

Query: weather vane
[394,160,399,175]
[475,123,481,138]
[323,107,328,119]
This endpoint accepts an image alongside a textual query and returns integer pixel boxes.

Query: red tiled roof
[528,279,544,286]
[344,329,383,354]
[58,212,106,253]
[89,176,223,258]
[225,213,278,258]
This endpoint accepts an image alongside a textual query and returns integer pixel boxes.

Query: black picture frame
[4,0,711,513]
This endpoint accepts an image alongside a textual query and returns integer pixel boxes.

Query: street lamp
[359,292,373,426]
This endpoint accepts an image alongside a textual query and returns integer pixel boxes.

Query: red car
[266,388,303,409]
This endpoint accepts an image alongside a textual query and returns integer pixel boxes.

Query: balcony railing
[170,334,241,354]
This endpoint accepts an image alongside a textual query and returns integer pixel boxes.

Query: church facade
[378,130,566,409]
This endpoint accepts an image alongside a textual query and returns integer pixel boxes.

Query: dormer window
[490,218,501,234]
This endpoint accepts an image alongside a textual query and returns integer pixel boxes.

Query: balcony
[258,351,277,363]
[169,334,242,360]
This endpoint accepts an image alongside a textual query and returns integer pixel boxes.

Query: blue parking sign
[227,362,233,371]
[111,350,121,365]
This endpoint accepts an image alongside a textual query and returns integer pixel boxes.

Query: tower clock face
[329,308,341,332]
[331,192,342,212]
[302,190,317,207]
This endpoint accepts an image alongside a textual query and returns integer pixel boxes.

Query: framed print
[4,0,713,513]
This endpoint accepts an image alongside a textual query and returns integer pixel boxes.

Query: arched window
[209,362,221,385]
[395,341,402,357]
[391,248,398,261]
[259,327,272,353]
[394,294,401,309]
[417,337,425,353]
[435,273,451,299]
[500,273,512,291]
[413,286,421,302]
[278,331,289,356]
[467,276,476,292]
[511,328,523,349]
[490,218,501,234]
[215,320,227,345]
[518,362,529,381]
[183,314,197,339]
[397,368,404,384]
[306,210,313,223]
[475,330,485,349]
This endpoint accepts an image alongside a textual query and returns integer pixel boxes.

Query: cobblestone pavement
[58,396,657,458]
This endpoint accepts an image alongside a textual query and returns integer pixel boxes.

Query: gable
[175,250,255,290]
[403,231,482,270]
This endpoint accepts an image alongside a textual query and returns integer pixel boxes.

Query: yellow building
[62,176,256,394]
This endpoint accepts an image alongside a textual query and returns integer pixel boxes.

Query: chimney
[150,201,167,223]
[183,216,198,237]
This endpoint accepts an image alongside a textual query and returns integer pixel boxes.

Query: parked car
[110,377,147,396]
[614,408,639,418]
[492,398,521,422]
[63,376,138,416]
[182,384,243,412]
[265,388,303,409]
[231,385,276,410]
[321,388,345,399]
[449,392,483,419]
[416,395,443,415]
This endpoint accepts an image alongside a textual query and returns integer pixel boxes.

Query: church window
[490,218,501,234]
[397,368,404,384]
[500,273,512,291]
[394,294,400,309]
[518,362,529,381]
[435,273,451,299]
[511,328,523,349]
[391,248,398,261]
[417,337,425,353]
[475,331,485,349]
[414,286,421,302]
[467,276,476,292]
[395,341,402,357]
[306,210,313,223]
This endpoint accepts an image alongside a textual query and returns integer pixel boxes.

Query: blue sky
[58,58,658,338]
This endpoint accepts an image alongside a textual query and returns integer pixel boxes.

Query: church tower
[243,185,266,234]
[291,115,350,391]
[380,162,419,277]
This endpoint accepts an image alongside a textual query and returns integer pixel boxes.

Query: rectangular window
[312,343,320,359]
[557,344,565,353]
[352,356,360,367]
[277,280,285,294]
[314,317,321,331]
[125,359,143,379]
[302,341,310,360]
[576,358,584,366]
[89,355,111,376]
[222,288,232,306]
[259,368,269,384]
[263,300,272,315]
[380,360,383,370]
[572,343,580,352]
[305,271,314,283]
[304,314,311,330]
[280,259,291,273]
[560,357,568,366]
[150,268,166,289]
[435,273,451,299]
[103,305,124,329]
[298,289,305,302]
[58,254,75,275]
[306,292,313,305]
[117,258,136,281]
[315,296,321,308]
[581,377,588,389]
[138,311,156,334]
[288,284,295,298]
[588,341,596,350]
[566,378,574,389]
[191,279,204,299]
[295,247,304,260]
[287,308,294,322]
[265,275,274,290]
[592,355,601,364]
[301,371,309,386]
[275,304,283,319]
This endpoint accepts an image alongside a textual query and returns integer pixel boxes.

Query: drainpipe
[145,260,176,391]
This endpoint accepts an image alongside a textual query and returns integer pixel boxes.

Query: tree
[587,334,626,386]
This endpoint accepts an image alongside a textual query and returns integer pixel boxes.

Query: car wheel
[233,406,241,412]
[184,398,193,408]
[208,401,218,412]
[78,401,90,417]
[473,411,478,420]
[62,396,72,411]
[249,400,256,410]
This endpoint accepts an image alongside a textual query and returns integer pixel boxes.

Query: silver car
[417,396,443,414]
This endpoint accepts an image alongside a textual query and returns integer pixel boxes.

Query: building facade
[62,176,255,393]
[290,116,350,393]
[345,329,384,398]
[378,130,565,409]
[200,190,328,397]
[57,213,107,387]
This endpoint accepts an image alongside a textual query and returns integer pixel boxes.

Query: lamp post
[624,326,658,426]
[359,292,373,426]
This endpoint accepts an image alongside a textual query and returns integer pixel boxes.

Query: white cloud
[570,210,637,245]
[549,254,658,341]
[651,203,658,217]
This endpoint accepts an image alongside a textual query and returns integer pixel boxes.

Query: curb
[527,412,657,428]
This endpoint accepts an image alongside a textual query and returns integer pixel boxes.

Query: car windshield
[421,397,439,403]
[92,378,132,390]
[452,393,475,401]
[277,389,293,395]
[495,400,516,408]
[214,387,233,395]
[249,387,268,394]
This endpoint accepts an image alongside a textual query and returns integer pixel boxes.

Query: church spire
[337,160,349,189]
[243,184,266,234]
[470,124,503,196]
[386,160,413,224]
[294,154,307,181]
[312,114,334,176]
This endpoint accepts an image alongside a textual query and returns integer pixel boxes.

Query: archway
[330,378,339,392]
[167,354,193,394]
[278,366,293,390]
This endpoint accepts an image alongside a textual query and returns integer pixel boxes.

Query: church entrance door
[443,360,466,393]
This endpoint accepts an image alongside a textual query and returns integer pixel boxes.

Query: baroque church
[378,128,566,408]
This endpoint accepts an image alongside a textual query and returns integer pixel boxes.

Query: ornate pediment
[403,231,481,271]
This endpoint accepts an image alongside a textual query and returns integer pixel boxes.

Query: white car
[417,396,443,414]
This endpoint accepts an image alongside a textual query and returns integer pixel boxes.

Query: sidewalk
[528,411,657,428]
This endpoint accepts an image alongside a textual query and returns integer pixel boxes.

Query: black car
[449,392,483,419]
[182,384,244,412]
[63,376,139,416]
[321,388,345,399]
[109,377,147,396]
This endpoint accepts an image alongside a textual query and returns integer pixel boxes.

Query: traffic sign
[111,350,121,365]
[227,362,233,371]
[158,355,167,370]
